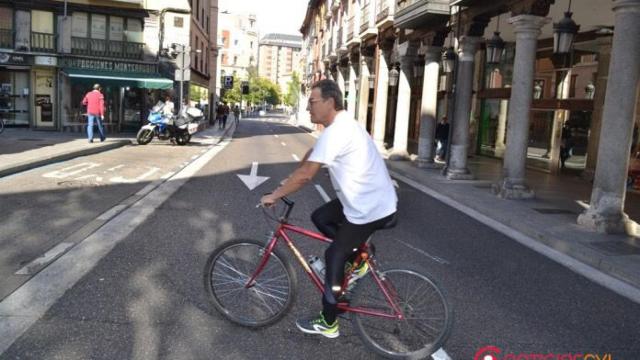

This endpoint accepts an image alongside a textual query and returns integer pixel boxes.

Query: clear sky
[218,0,308,36]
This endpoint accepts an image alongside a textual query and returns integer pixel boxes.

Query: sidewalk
[0,118,218,178]
[0,128,132,178]
[384,156,640,300]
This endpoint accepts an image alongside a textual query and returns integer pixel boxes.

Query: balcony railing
[394,0,449,29]
[337,27,343,48]
[0,29,13,49]
[376,0,394,23]
[347,16,355,42]
[72,37,144,60]
[360,3,371,33]
[31,32,56,53]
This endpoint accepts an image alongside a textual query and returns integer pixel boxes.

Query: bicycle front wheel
[203,239,297,328]
[352,268,452,359]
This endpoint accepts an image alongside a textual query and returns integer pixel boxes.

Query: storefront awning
[63,69,173,89]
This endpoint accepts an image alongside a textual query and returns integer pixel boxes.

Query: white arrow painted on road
[237,162,269,190]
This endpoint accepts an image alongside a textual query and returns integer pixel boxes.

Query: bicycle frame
[245,221,405,320]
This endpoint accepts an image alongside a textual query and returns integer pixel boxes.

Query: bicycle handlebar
[257,195,295,223]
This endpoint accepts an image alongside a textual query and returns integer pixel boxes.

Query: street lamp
[389,65,399,87]
[485,15,505,65]
[585,82,595,99]
[368,75,375,89]
[553,0,580,54]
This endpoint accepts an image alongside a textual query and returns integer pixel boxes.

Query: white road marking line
[191,155,198,160]
[110,167,160,184]
[15,242,75,275]
[292,154,300,161]
[431,348,452,360]
[0,131,234,355]
[281,142,286,147]
[315,184,331,203]
[161,171,175,179]
[390,170,640,305]
[97,204,128,221]
[74,174,101,181]
[42,162,101,179]
[395,239,449,265]
[274,134,279,138]
[105,165,125,172]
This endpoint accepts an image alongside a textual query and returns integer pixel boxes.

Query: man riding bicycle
[260,79,397,338]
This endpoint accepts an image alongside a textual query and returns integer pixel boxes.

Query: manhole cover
[532,208,577,215]
[587,240,640,256]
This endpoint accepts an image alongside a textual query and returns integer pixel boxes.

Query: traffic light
[242,81,250,95]
[168,43,179,59]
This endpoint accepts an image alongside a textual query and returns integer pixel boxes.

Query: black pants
[311,199,395,324]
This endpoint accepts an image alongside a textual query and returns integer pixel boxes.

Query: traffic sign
[175,69,190,81]
[176,52,191,69]
[224,76,234,89]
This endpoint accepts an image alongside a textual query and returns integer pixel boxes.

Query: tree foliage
[221,67,281,106]
[284,72,301,108]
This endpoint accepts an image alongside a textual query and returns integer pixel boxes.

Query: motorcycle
[136,102,200,146]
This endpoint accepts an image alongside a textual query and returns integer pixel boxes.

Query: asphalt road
[1,116,639,359]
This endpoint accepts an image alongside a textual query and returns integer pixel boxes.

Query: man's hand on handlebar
[260,193,278,208]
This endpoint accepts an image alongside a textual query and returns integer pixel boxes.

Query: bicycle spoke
[206,241,294,327]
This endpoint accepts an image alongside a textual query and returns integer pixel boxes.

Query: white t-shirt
[308,111,397,224]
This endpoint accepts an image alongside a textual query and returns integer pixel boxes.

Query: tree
[284,72,301,108]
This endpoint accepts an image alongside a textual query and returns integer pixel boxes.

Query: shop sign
[35,56,57,67]
[0,52,34,66]
[60,57,156,74]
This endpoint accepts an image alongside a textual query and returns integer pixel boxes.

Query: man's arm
[99,94,105,118]
[261,156,322,206]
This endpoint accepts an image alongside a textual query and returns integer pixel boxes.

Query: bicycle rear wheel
[351,267,452,359]
[203,239,297,328]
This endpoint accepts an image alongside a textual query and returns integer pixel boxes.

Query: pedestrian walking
[435,117,449,161]
[82,83,106,143]
[233,104,240,124]
[220,102,229,129]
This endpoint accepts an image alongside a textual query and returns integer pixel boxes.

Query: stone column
[578,0,640,234]
[493,15,549,198]
[582,36,613,180]
[417,46,442,168]
[389,41,417,160]
[357,56,371,128]
[347,58,358,120]
[445,36,481,178]
[335,64,346,96]
[373,48,390,151]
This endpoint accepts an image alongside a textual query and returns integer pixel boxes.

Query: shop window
[0,71,30,126]
[0,7,13,48]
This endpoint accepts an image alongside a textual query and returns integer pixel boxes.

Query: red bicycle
[203,197,452,359]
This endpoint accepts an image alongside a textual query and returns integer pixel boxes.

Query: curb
[0,139,131,178]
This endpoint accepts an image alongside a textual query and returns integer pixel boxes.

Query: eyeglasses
[307,98,325,106]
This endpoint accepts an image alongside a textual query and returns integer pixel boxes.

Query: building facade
[0,0,218,132]
[216,10,258,90]
[258,33,302,95]
[299,0,640,235]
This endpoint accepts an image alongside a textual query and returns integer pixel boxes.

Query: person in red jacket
[82,83,106,143]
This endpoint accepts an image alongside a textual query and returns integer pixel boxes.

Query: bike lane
[1,117,639,359]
